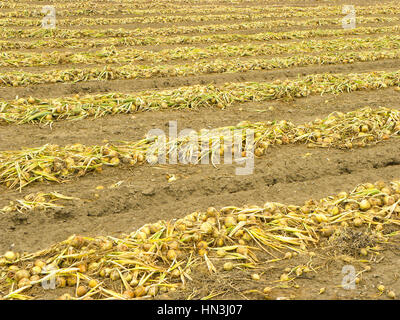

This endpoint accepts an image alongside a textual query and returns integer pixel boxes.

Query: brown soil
[1,0,399,300]
[0,59,398,100]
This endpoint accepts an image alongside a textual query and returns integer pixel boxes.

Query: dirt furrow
[0,139,399,252]
[0,59,398,100]
[0,88,399,151]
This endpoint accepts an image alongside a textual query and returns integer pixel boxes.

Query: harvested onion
[223,262,234,271]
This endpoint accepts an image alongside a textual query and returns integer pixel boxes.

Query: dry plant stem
[1,69,400,124]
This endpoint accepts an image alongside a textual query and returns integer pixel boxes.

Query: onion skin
[15,269,30,282]
[88,279,98,288]
[251,273,260,280]
[123,290,134,299]
[134,285,146,297]
[377,284,385,292]
[17,278,31,289]
[223,262,234,271]
[359,199,371,211]
[76,286,87,297]
[4,251,16,262]
[167,249,177,261]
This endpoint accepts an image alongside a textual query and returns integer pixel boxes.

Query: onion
[149,222,162,233]
[216,249,226,257]
[235,230,244,238]
[134,285,146,297]
[136,231,147,241]
[301,206,310,214]
[198,248,207,256]
[338,192,348,198]
[101,241,113,250]
[147,286,158,297]
[137,153,145,162]
[167,249,177,261]
[200,222,213,234]
[254,147,264,157]
[58,293,72,300]
[130,278,139,288]
[223,262,234,271]
[359,199,371,211]
[176,223,186,232]
[280,273,289,281]
[124,273,133,283]
[383,195,395,206]
[171,269,181,278]
[387,291,396,299]
[216,238,224,247]
[141,226,151,236]
[88,279,98,288]
[17,278,31,288]
[197,241,208,249]
[284,252,292,259]
[123,290,135,299]
[242,233,252,242]
[236,246,248,256]
[353,218,363,227]
[31,266,42,275]
[76,285,87,297]
[168,241,180,250]
[77,263,87,273]
[57,277,66,288]
[206,217,216,225]
[251,273,260,280]
[4,251,16,261]
[263,287,272,294]
[321,227,334,237]
[369,198,382,207]
[206,207,217,217]
[110,270,120,281]
[314,214,328,223]
[87,262,99,273]
[15,269,30,282]
[30,275,40,282]
[67,276,77,287]
[224,216,237,227]
[328,206,340,216]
